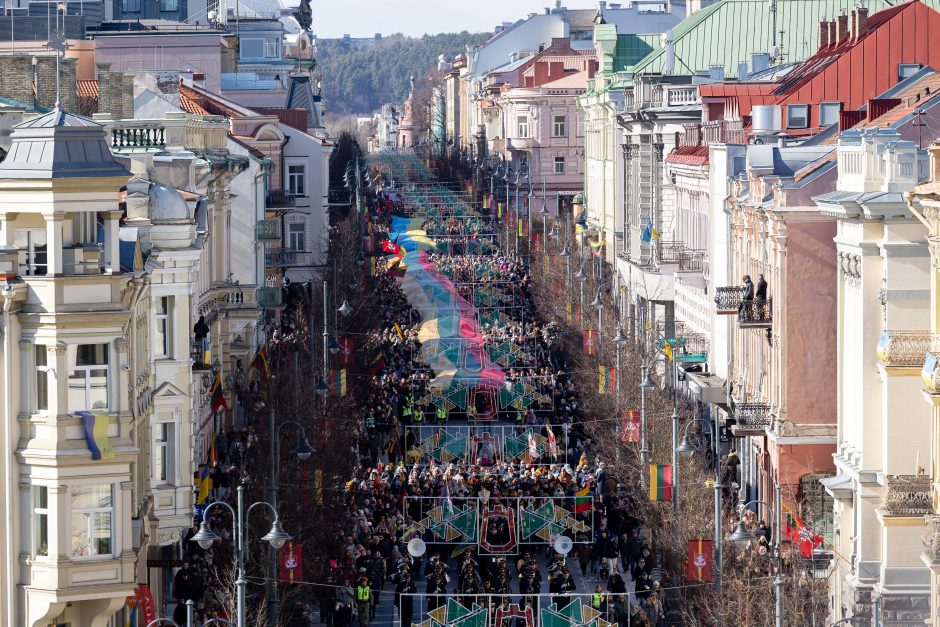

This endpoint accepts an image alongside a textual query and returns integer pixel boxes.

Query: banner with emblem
[279,541,303,583]
[620,410,640,443]
[685,539,714,583]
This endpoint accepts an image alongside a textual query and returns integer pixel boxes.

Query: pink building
[483,38,597,213]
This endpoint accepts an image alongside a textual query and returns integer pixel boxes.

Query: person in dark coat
[756,274,768,301]
[395,573,417,627]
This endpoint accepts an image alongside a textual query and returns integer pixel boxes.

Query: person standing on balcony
[756,274,768,302]
[739,275,754,320]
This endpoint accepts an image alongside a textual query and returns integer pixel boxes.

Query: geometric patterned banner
[411,595,619,627]
[405,426,558,467]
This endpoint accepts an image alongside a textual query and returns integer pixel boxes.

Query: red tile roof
[665,145,709,166]
[76,80,98,99]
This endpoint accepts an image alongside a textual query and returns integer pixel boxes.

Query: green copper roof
[613,33,660,72]
[631,0,940,78]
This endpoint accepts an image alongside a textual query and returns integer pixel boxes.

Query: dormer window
[899,63,921,82]
[787,104,809,129]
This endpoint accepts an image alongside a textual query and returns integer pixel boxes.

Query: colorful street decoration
[519,498,591,543]
[479,504,517,554]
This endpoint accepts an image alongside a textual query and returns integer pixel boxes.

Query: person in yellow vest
[403,394,414,423]
[411,398,423,423]
[356,575,372,627]
[591,584,607,615]
[436,405,447,424]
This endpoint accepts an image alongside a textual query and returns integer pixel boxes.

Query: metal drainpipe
[2,286,15,626]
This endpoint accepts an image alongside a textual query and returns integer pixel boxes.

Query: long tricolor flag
[250,345,271,380]
[649,464,673,502]
[573,484,592,514]
[210,372,229,411]
[598,366,616,395]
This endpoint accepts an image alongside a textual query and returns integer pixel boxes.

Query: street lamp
[338,299,352,317]
[638,366,655,480]
[733,490,784,627]
[191,485,292,627]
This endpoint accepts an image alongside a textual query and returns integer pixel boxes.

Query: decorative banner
[480,504,517,554]
[533,233,543,254]
[541,597,613,627]
[582,329,597,356]
[686,539,714,583]
[649,464,673,502]
[250,346,271,380]
[597,366,616,395]
[338,337,355,366]
[76,410,115,461]
[621,411,640,443]
[279,541,303,583]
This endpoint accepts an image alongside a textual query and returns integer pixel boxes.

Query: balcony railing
[657,241,685,264]
[738,298,773,327]
[191,340,212,371]
[702,119,747,145]
[731,403,771,435]
[924,351,940,394]
[265,249,314,267]
[198,284,257,317]
[111,125,166,150]
[328,188,352,205]
[923,515,940,564]
[714,286,746,313]
[666,86,699,107]
[882,474,932,517]
[678,249,706,272]
[877,330,938,367]
[266,190,296,208]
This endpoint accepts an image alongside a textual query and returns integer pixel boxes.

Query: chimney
[836,10,849,44]
[818,19,829,50]
[709,64,724,81]
[852,4,868,40]
[738,61,749,79]
[827,19,837,47]
[599,0,607,9]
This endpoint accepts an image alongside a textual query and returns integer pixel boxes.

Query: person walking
[395,573,417,627]
[356,576,372,627]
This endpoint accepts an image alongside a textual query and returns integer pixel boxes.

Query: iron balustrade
[265,190,296,208]
[882,475,932,516]
[878,330,937,367]
[738,298,772,326]
[732,403,771,433]
[714,286,745,312]
[923,514,940,563]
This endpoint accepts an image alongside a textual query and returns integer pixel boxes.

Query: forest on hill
[316,31,488,115]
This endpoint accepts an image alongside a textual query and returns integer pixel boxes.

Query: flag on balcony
[685,539,714,583]
[573,484,592,514]
[279,541,303,583]
[649,464,672,502]
[582,329,597,356]
[250,346,271,380]
[784,503,823,557]
[621,411,641,443]
[202,337,211,365]
[598,366,616,395]
[196,464,212,504]
[590,238,604,257]
[210,372,229,412]
[76,410,115,461]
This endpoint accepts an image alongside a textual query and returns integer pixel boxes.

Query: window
[33,486,49,557]
[899,63,921,82]
[71,485,113,557]
[72,212,97,245]
[14,230,47,276]
[287,164,306,196]
[819,102,841,127]
[264,37,280,58]
[154,423,175,483]
[35,345,48,412]
[554,157,566,174]
[68,344,109,411]
[553,115,566,138]
[155,297,171,358]
[122,0,140,11]
[159,0,178,11]
[517,116,529,139]
[288,223,306,252]
[240,38,263,59]
[786,104,809,129]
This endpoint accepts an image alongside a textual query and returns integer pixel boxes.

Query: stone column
[103,210,122,272]
[18,339,32,417]
[44,214,64,276]
[49,484,69,574]
[113,337,129,416]
[49,342,68,421]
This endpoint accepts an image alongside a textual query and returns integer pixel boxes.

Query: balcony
[714,286,746,313]
[265,248,314,267]
[922,515,940,568]
[702,119,747,145]
[256,286,285,310]
[266,190,296,209]
[924,351,940,395]
[110,124,166,150]
[666,86,699,107]
[877,330,937,367]
[678,249,706,272]
[738,298,772,328]
[191,340,212,371]
[328,188,351,206]
[731,402,771,436]
[881,474,932,517]
[197,284,258,317]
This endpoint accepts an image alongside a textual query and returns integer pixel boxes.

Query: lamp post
[191,485,292,627]
[613,325,626,405]
[729,487,783,627]
[639,367,655,485]
[677,416,722,597]
[575,262,586,326]
[267,417,313,625]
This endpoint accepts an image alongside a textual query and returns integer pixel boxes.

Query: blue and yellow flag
[196,465,212,504]
[77,410,115,461]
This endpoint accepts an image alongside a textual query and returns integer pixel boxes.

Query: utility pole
[267,408,278,625]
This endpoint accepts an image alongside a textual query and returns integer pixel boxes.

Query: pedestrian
[630,602,652,627]
[577,536,592,576]
[356,575,372,627]
[395,573,417,627]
